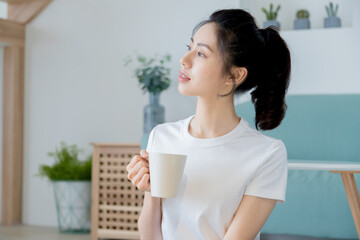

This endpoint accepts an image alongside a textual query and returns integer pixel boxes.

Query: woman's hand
[126,150,151,192]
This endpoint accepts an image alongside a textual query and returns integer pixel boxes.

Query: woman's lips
[178,71,191,82]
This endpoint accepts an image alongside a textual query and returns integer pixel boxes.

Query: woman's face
[178,23,230,98]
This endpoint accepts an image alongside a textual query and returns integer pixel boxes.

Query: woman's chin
[178,86,195,96]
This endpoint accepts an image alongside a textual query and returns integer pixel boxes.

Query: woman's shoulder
[240,117,286,149]
[151,115,192,134]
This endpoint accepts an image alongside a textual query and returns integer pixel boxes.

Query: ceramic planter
[324,16,341,28]
[294,19,310,30]
[263,20,280,30]
[53,181,91,233]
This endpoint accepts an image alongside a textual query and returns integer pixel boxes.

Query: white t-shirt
[146,115,288,240]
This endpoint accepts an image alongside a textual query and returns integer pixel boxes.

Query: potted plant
[261,3,281,30]
[38,142,92,233]
[294,9,310,30]
[324,2,341,28]
[125,54,171,135]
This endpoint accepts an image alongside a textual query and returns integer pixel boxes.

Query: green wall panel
[141,94,360,238]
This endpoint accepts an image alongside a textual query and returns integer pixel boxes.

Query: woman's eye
[185,45,205,57]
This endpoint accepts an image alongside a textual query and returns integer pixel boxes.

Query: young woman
[127,9,291,240]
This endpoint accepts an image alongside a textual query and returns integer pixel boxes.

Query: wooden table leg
[340,172,360,239]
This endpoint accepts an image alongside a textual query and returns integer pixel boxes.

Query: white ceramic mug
[149,152,187,198]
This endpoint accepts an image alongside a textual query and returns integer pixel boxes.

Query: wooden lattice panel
[91,143,143,240]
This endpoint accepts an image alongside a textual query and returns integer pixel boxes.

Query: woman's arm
[223,195,277,240]
[127,150,163,240]
[138,192,163,240]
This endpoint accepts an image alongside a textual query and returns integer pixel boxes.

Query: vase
[144,92,165,135]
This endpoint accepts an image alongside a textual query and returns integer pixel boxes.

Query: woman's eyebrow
[191,37,213,52]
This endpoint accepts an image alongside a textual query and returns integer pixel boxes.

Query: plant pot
[294,19,310,30]
[143,92,165,135]
[324,16,341,28]
[53,181,91,233]
[263,20,280,30]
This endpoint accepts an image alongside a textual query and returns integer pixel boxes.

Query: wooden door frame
[0,0,51,225]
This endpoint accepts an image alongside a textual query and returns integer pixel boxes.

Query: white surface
[149,152,187,198]
[288,160,360,171]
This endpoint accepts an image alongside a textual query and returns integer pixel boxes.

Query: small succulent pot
[294,19,310,30]
[324,16,341,28]
[264,20,280,30]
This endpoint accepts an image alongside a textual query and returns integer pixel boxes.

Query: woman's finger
[131,166,149,187]
[126,155,141,172]
[137,173,150,192]
[127,159,147,180]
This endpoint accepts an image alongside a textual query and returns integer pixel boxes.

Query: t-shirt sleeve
[145,126,156,153]
[244,140,288,204]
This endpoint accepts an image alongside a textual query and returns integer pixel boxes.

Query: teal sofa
[141,94,360,239]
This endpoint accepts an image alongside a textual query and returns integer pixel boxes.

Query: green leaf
[146,58,155,66]
[261,8,267,15]
[137,55,146,63]
[38,142,92,181]
[129,53,172,94]
[334,4,339,16]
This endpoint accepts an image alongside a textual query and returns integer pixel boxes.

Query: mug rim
[149,151,187,158]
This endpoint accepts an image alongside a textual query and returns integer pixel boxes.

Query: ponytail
[193,9,291,131]
[251,26,291,130]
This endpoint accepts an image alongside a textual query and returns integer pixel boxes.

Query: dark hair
[193,9,291,131]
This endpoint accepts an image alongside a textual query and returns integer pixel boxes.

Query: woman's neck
[188,96,241,139]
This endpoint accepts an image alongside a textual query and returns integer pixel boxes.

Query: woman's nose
[180,53,191,69]
[179,57,187,68]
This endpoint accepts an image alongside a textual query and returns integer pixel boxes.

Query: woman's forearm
[138,192,163,240]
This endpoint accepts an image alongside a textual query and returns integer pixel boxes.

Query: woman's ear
[225,67,248,87]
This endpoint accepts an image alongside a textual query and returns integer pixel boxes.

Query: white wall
[281,27,360,95]
[241,0,360,95]
[23,0,240,226]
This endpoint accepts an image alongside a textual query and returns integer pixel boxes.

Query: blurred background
[0,0,359,239]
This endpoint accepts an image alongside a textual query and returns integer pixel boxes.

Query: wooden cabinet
[91,143,143,240]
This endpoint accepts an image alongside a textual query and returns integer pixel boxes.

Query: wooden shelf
[280,26,353,34]
[99,205,142,212]
[278,26,355,46]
